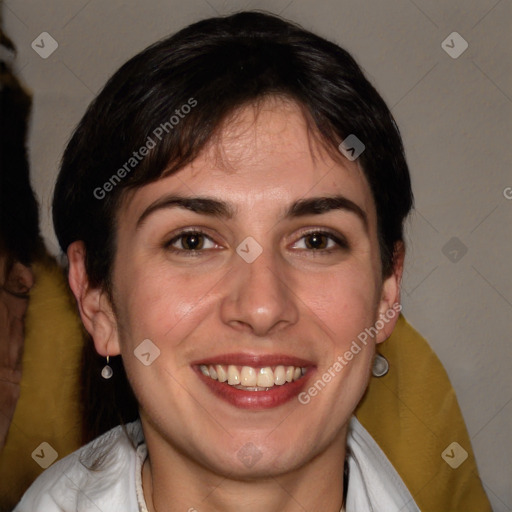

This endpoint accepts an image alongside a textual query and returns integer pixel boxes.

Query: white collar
[345,416,420,511]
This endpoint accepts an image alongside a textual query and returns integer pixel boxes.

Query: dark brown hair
[1,29,44,270]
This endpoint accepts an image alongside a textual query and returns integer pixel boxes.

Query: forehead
[120,97,377,224]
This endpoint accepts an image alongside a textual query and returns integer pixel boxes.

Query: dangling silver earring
[101,355,113,379]
[372,353,389,377]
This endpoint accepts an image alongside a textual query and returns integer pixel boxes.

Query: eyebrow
[136,196,235,228]
[287,196,367,229]
[136,194,367,229]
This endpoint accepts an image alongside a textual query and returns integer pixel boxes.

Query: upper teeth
[200,364,306,389]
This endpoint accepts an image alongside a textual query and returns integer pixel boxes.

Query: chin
[195,430,316,480]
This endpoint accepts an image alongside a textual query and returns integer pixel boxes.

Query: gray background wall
[3,0,511,509]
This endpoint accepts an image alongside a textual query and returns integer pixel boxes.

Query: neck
[141,424,347,512]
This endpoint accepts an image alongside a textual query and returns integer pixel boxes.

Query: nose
[219,247,299,337]
[4,262,35,294]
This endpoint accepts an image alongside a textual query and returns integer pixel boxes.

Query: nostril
[229,320,254,332]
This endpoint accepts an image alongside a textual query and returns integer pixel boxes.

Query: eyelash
[293,229,349,252]
[164,228,349,255]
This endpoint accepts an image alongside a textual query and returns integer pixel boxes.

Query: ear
[375,241,405,344]
[67,241,120,357]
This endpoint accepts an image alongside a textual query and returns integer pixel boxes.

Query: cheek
[301,260,380,345]
[113,258,218,350]
[299,266,379,423]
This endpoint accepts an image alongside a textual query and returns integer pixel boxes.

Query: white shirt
[14,417,420,511]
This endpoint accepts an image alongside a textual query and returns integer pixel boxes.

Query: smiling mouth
[199,364,307,391]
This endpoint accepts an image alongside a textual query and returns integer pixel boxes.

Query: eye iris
[182,233,203,250]
[305,233,327,249]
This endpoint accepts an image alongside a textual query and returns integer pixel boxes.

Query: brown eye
[167,231,217,252]
[304,232,329,250]
[180,233,204,250]
[292,230,348,252]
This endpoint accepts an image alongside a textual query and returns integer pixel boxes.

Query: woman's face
[96,98,400,477]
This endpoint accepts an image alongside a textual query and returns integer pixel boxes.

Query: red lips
[192,353,315,409]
